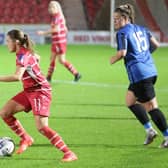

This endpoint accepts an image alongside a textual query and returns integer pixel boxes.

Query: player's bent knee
[144,102,158,112]
[37,125,47,134]
[59,59,64,64]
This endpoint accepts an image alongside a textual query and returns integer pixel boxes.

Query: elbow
[18,75,23,81]
[14,74,22,81]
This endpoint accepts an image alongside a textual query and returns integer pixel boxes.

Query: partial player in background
[0,29,78,162]
[110,4,168,147]
[37,0,81,82]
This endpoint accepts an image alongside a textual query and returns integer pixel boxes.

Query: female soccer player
[37,0,81,82]
[0,29,78,162]
[110,4,168,147]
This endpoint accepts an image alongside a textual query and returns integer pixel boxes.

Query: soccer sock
[149,108,168,133]
[63,61,78,75]
[3,116,28,139]
[128,104,150,125]
[39,126,70,153]
[144,122,153,133]
[163,129,168,140]
[47,60,56,77]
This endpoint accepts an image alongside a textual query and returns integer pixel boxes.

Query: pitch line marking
[52,79,168,92]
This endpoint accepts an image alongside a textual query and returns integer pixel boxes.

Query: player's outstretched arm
[0,66,26,82]
[36,30,52,36]
[37,24,60,36]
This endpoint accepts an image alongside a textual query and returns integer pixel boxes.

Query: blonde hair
[49,1,66,25]
[115,4,135,23]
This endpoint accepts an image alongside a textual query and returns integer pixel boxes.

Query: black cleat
[74,73,81,82]
[46,76,52,82]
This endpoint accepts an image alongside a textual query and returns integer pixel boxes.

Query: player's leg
[0,92,33,154]
[46,51,57,82]
[30,91,77,162]
[126,88,157,145]
[58,54,81,81]
[143,97,168,148]
[35,115,78,162]
[139,76,168,147]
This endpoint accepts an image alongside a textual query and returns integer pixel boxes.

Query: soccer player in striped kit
[0,29,77,162]
[37,0,81,82]
[110,4,168,147]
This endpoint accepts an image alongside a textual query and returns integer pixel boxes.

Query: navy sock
[149,108,168,132]
[129,104,149,125]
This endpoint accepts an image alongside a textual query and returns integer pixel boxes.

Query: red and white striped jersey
[16,47,51,92]
[51,13,67,44]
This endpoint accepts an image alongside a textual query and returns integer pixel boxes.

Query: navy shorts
[128,76,157,103]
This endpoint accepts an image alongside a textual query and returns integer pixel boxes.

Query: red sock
[3,116,28,139]
[63,61,78,75]
[40,126,70,153]
[47,60,56,77]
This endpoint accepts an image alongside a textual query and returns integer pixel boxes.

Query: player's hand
[110,56,116,64]
[36,31,44,35]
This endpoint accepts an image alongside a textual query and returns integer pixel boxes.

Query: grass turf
[0,44,168,168]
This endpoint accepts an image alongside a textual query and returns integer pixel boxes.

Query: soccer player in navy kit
[110,4,168,147]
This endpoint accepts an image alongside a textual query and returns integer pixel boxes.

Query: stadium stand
[83,0,105,29]
[164,0,168,9]
[0,0,51,24]
[0,0,167,40]
[147,0,168,42]
[135,0,168,42]
[61,0,88,30]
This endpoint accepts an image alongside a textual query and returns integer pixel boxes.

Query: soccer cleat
[159,139,168,148]
[144,129,158,145]
[16,136,34,154]
[61,151,78,162]
[74,73,81,82]
[46,75,52,82]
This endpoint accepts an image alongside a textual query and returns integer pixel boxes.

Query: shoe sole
[61,157,78,162]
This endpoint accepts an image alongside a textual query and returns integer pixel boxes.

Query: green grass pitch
[0,44,168,168]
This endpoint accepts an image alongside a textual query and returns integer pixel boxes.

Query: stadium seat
[0,0,51,24]
[84,0,105,28]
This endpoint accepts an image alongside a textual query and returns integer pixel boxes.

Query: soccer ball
[0,137,15,156]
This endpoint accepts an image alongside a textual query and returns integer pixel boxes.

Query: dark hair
[7,29,34,53]
[115,4,135,23]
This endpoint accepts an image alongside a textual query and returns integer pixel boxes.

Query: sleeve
[116,32,127,51]
[16,54,27,67]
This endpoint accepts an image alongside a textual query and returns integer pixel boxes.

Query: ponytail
[23,34,34,53]
[127,4,135,24]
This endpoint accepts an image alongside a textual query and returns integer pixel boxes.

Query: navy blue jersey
[116,23,157,83]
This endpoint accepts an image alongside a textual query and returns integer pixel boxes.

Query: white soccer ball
[0,137,15,156]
